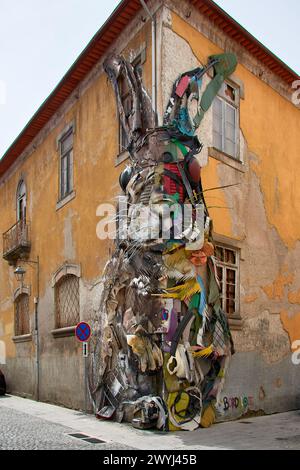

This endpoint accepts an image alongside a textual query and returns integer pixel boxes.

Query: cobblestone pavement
[1,395,300,450]
[0,404,135,451]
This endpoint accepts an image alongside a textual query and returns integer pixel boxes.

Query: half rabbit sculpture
[89,52,237,431]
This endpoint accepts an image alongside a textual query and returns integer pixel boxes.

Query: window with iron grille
[59,129,74,200]
[118,55,143,154]
[213,82,240,159]
[55,274,80,329]
[15,294,30,336]
[215,245,240,318]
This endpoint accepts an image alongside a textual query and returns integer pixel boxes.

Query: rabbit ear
[104,54,155,153]
[163,53,238,133]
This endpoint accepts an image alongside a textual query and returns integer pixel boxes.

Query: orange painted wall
[172,12,300,248]
[171,12,300,350]
[0,22,152,361]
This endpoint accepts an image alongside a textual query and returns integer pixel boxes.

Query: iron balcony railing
[3,220,31,260]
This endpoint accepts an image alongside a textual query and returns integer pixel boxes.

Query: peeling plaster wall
[161,2,300,419]
[216,352,300,421]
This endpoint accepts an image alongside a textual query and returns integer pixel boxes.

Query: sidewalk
[1,395,300,450]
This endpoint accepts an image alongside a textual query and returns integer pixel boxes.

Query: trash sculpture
[89,52,237,431]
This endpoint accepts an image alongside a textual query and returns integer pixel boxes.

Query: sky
[0,0,299,159]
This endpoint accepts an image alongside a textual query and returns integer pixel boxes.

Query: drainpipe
[140,0,157,125]
[34,257,40,402]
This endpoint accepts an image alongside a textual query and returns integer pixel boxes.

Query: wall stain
[244,294,258,304]
[288,288,300,305]
[262,270,294,301]
[280,310,300,350]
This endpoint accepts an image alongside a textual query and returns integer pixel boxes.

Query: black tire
[0,369,6,396]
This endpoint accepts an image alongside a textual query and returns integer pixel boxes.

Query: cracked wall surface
[163,3,300,419]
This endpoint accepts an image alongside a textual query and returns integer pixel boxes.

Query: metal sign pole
[84,353,87,415]
[83,342,88,414]
[75,323,91,415]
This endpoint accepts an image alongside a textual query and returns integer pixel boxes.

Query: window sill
[56,191,76,211]
[228,317,243,331]
[51,326,76,338]
[208,147,246,173]
[115,151,130,167]
[12,334,32,343]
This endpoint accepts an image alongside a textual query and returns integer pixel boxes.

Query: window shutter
[224,103,236,157]
[15,294,30,336]
[59,128,74,199]
[213,97,223,151]
[61,155,67,198]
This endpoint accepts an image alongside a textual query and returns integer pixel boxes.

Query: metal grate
[55,275,80,328]
[68,433,105,444]
[15,294,30,336]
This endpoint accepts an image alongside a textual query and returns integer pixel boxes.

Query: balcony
[3,220,31,264]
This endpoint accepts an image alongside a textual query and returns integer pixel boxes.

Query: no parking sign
[75,322,91,343]
[75,322,91,357]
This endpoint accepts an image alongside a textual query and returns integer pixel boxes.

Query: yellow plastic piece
[201,404,216,428]
[167,391,190,432]
[192,344,214,358]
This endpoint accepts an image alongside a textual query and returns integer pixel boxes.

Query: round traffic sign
[75,322,92,343]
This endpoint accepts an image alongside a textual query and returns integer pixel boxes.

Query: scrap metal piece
[104,54,155,153]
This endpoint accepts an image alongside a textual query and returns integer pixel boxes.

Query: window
[55,274,80,329]
[118,56,143,154]
[59,129,74,200]
[15,294,30,336]
[16,180,26,222]
[213,82,239,159]
[215,245,240,317]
